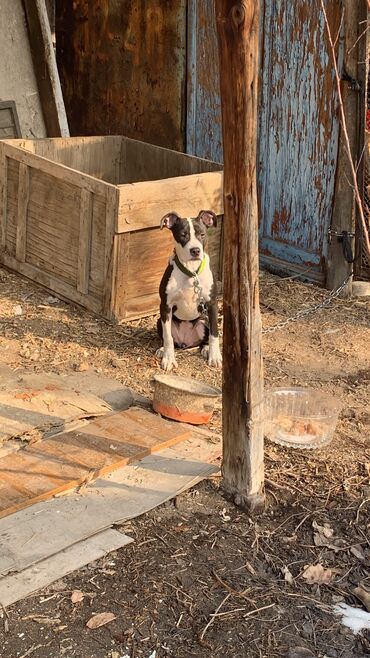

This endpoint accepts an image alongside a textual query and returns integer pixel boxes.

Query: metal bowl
[152,374,221,425]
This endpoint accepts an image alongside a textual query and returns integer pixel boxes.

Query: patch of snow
[334,602,370,634]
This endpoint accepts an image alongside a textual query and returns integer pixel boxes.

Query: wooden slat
[0,152,7,248]
[77,188,93,294]
[15,163,30,262]
[0,407,191,519]
[23,0,69,137]
[0,142,113,196]
[111,233,130,320]
[117,171,224,233]
[103,186,119,316]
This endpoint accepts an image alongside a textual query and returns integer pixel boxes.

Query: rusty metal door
[258,1,341,281]
[187,0,342,281]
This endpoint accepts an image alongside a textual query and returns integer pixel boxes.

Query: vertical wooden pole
[23,0,69,137]
[215,0,265,512]
[326,0,364,294]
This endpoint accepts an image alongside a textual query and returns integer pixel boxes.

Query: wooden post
[23,0,69,137]
[215,0,264,512]
[326,0,364,294]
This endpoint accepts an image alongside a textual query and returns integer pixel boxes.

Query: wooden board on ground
[0,433,219,577]
[0,529,133,608]
[0,407,192,519]
[0,372,112,444]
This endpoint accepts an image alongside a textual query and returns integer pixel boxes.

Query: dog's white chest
[166,258,213,321]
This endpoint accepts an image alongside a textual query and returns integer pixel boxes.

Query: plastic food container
[264,387,341,449]
[152,374,221,425]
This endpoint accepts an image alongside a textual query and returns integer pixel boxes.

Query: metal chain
[262,272,352,335]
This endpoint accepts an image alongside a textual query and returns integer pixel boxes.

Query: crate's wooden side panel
[113,229,171,320]
[6,137,122,184]
[120,137,222,184]
[25,168,80,285]
[117,171,223,233]
[0,143,113,315]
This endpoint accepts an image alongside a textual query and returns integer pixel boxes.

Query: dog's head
[160,210,217,263]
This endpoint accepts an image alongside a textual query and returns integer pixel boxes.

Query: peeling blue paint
[187,0,341,279]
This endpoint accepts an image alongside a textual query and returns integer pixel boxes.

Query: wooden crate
[0,136,223,320]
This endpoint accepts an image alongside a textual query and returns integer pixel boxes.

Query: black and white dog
[157,210,222,372]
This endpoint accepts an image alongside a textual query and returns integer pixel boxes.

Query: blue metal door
[187,0,342,281]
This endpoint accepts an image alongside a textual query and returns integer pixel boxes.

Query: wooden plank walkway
[0,407,192,518]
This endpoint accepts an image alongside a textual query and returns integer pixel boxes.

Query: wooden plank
[0,407,192,518]
[0,253,103,315]
[88,194,108,299]
[23,0,69,137]
[0,151,8,248]
[15,163,30,262]
[111,233,130,320]
[327,0,364,291]
[216,0,265,512]
[0,530,133,607]
[117,171,223,233]
[56,1,186,149]
[120,136,221,184]
[0,433,217,578]
[103,186,119,317]
[77,188,93,294]
[0,142,114,196]
[186,0,223,162]
[7,136,122,184]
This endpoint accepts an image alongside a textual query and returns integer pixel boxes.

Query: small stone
[286,648,315,658]
[30,350,40,362]
[14,305,23,316]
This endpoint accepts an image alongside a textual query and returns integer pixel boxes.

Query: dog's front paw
[161,351,178,372]
[208,347,222,368]
[201,344,222,368]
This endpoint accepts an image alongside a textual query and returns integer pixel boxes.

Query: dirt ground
[0,266,369,658]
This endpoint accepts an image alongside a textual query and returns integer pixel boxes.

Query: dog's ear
[198,210,217,228]
[160,212,181,230]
